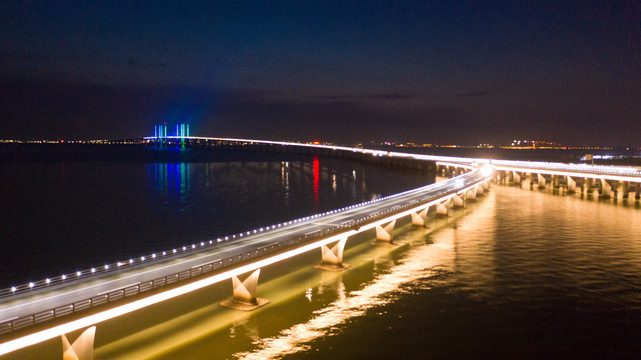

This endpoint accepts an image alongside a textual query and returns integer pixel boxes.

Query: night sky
[1,1,640,146]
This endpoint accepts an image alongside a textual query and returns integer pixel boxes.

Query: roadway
[0,169,489,331]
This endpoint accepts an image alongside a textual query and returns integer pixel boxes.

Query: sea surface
[1,145,641,360]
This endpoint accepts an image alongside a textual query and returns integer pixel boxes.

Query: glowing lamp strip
[0,174,490,356]
[143,136,641,180]
[493,166,641,183]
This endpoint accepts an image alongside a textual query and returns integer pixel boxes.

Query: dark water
[2,147,641,360]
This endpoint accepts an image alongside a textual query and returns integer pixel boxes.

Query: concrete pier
[315,237,350,271]
[62,326,95,360]
[220,269,269,311]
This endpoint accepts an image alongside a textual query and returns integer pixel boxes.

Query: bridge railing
[489,159,641,177]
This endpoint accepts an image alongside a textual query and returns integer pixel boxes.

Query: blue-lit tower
[154,123,167,147]
[176,123,190,148]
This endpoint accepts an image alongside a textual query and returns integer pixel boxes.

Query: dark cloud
[316,93,415,101]
[451,91,489,98]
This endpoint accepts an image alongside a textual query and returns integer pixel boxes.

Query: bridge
[1,136,640,358]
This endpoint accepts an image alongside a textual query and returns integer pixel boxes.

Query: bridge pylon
[372,219,397,246]
[537,173,547,189]
[600,178,612,198]
[314,236,350,271]
[220,269,269,311]
[453,193,466,208]
[410,206,430,227]
[62,326,95,360]
[435,198,450,216]
[466,187,477,200]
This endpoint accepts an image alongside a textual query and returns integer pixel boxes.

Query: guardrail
[0,241,284,335]
[489,159,641,177]
[0,169,486,335]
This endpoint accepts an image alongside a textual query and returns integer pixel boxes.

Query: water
[2,147,641,359]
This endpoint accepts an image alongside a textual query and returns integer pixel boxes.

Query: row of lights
[492,160,641,176]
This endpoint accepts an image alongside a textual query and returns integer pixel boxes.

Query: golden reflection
[235,233,462,359]
[233,195,498,360]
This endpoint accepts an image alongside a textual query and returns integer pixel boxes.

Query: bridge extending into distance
[1,136,640,358]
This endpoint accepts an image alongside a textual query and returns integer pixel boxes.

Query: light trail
[146,136,641,180]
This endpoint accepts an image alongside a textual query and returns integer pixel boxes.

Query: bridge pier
[600,179,612,198]
[453,193,465,208]
[512,171,522,184]
[62,326,96,360]
[410,206,430,227]
[220,269,269,311]
[628,183,640,202]
[523,173,532,190]
[314,236,350,271]
[537,173,546,189]
[583,178,595,195]
[466,187,477,201]
[435,199,450,216]
[567,176,576,193]
[373,219,397,246]
[550,175,559,190]
[482,179,490,192]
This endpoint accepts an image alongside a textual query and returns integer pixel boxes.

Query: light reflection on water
[231,194,496,360]
[233,229,463,359]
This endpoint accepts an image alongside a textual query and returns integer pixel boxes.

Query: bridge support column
[373,219,397,246]
[600,179,612,198]
[552,175,560,189]
[567,176,576,193]
[482,179,490,192]
[629,183,639,201]
[62,326,96,360]
[453,193,465,208]
[512,171,521,184]
[616,181,629,200]
[537,173,546,189]
[220,269,269,311]
[436,199,450,216]
[410,206,430,227]
[315,237,350,271]
[584,178,594,194]
[523,173,532,190]
[466,187,477,201]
